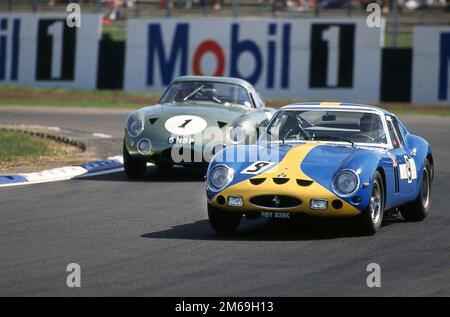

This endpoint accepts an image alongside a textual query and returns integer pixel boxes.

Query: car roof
[281,102,393,116]
[172,76,254,91]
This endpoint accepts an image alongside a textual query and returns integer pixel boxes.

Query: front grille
[249,195,302,209]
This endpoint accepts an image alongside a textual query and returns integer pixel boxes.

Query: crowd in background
[43,0,450,22]
[273,0,449,11]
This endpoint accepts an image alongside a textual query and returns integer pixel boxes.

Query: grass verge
[0,129,55,164]
[1,85,449,116]
[0,129,78,170]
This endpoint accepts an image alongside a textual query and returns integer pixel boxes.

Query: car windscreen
[264,110,388,145]
[160,81,253,107]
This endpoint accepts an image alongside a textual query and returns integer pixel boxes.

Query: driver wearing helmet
[358,113,386,143]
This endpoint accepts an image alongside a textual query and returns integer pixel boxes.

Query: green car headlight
[332,169,360,197]
[127,119,144,138]
[209,165,233,191]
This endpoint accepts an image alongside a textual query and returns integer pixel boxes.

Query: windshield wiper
[183,85,205,102]
[317,136,355,146]
[211,96,222,104]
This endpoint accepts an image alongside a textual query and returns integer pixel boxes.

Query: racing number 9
[241,161,274,175]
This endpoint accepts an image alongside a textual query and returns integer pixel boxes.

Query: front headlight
[127,119,144,138]
[229,125,246,143]
[209,165,233,191]
[332,169,360,196]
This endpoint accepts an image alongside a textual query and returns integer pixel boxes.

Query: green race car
[123,76,275,177]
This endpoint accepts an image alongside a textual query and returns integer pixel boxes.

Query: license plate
[261,211,291,219]
[168,136,195,144]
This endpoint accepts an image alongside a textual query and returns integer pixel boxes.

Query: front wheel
[123,142,147,178]
[401,160,432,221]
[356,171,384,236]
[208,204,242,235]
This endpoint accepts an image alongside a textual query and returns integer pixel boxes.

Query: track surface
[1,107,449,296]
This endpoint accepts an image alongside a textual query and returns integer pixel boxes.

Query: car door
[386,115,417,194]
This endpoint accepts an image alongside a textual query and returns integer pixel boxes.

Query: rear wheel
[208,204,242,235]
[123,142,146,178]
[356,171,384,236]
[401,160,432,221]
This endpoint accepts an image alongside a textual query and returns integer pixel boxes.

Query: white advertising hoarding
[0,13,102,89]
[412,26,450,104]
[125,18,383,101]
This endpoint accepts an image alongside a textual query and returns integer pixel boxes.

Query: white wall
[412,26,450,104]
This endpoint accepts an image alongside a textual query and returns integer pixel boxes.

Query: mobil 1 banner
[412,26,450,104]
[36,18,77,81]
[124,18,383,101]
[309,24,355,89]
[0,14,101,89]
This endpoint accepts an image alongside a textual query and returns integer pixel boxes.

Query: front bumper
[125,134,223,165]
[208,177,361,217]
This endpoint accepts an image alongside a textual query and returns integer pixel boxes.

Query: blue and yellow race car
[205,103,434,235]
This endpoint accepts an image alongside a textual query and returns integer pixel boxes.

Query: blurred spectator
[360,0,392,13]
[213,0,224,10]
[319,0,346,8]
[104,0,124,22]
[198,0,224,10]
[404,0,426,10]
[273,0,318,10]
[273,0,286,9]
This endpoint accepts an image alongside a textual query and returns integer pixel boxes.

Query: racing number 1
[178,119,192,129]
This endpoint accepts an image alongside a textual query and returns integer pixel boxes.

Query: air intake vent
[273,178,289,185]
[149,118,158,124]
[296,179,313,186]
[250,178,266,185]
[249,195,302,209]
[217,121,228,128]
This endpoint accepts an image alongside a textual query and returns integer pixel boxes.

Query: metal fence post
[7,0,12,12]
[166,0,173,18]
[32,0,37,13]
[392,0,398,48]
[96,0,101,14]
[202,0,208,17]
[232,0,238,18]
[135,0,140,17]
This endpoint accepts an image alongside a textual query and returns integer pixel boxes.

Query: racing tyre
[208,204,242,235]
[357,171,384,236]
[401,160,432,221]
[123,142,147,178]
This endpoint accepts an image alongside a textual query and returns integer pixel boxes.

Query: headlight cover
[229,125,246,143]
[209,165,233,191]
[332,169,360,197]
[128,119,144,138]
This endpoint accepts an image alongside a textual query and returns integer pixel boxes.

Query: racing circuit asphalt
[0,107,449,296]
